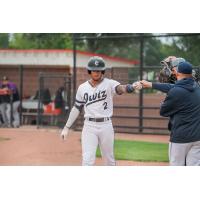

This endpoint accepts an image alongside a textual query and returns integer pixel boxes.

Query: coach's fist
[61,126,69,140]
[140,80,152,88]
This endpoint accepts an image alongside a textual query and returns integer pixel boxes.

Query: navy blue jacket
[152,82,174,93]
[153,78,200,143]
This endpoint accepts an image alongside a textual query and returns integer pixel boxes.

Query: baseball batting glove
[61,126,69,140]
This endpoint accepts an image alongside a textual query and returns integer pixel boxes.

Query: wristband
[126,84,134,93]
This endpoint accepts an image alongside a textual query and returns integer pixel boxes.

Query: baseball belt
[86,117,110,122]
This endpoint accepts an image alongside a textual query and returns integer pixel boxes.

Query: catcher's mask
[159,57,185,83]
[192,68,200,84]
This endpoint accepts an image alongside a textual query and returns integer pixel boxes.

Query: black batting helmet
[87,56,106,71]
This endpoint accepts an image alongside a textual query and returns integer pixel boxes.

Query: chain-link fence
[36,73,72,128]
[1,33,200,134]
[73,34,200,134]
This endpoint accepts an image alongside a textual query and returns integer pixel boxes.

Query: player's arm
[61,86,84,140]
[64,106,81,129]
[115,82,142,94]
[61,106,80,140]
[140,80,174,93]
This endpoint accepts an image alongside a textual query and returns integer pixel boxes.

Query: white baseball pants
[81,120,116,166]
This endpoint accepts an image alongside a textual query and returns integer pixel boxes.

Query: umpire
[160,61,200,166]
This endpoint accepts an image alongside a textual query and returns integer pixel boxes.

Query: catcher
[138,57,200,166]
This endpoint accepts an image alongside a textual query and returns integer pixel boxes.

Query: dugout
[0,48,137,128]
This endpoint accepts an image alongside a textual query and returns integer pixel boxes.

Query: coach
[159,61,200,166]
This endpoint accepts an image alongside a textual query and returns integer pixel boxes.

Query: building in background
[0,49,138,97]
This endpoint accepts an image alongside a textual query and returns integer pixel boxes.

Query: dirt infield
[0,126,169,166]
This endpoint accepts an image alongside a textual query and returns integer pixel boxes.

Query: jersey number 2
[103,102,108,110]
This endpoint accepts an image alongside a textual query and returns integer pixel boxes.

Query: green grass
[96,140,169,162]
[0,137,10,142]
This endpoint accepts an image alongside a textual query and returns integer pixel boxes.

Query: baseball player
[61,56,140,166]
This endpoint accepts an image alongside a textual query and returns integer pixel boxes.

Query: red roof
[0,49,139,65]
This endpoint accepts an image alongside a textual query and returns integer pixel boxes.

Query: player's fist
[61,126,69,140]
[132,81,143,90]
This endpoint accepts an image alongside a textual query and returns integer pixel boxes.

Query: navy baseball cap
[177,61,193,74]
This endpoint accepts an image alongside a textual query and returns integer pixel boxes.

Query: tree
[174,35,200,66]
[9,33,73,49]
[0,33,9,48]
[75,33,168,66]
[144,37,166,66]
[74,33,141,60]
[156,34,200,66]
[8,33,200,66]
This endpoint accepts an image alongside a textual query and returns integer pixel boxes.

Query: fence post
[19,65,23,126]
[37,73,43,128]
[139,34,144,133]
[73,34,77,104]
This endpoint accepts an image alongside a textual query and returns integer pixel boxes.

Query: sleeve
[160,88,183,117]
[65,106,80,128]
[6,83,17,95]
[74,86,85,111]
[152,82,174,93]
[109,79,121,95]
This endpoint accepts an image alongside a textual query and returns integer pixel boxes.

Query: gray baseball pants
[0,103,8,124]
[169,141,200,166]
[6,101,20,127]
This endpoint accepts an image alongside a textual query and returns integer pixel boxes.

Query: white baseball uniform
[75,77,120,166]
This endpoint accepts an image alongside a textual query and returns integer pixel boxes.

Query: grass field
[97,139,169,162]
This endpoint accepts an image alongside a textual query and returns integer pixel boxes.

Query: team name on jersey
[84,90,107,106]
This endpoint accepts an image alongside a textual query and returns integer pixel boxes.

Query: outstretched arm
[61,106,80,140]
[116,82,142,94]
[140,80,174,93]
